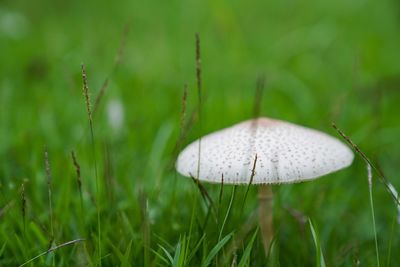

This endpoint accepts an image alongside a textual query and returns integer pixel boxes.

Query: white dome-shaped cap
[176,118,354,184]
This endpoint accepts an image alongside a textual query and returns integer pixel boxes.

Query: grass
[308,219,326,267]
[81,63,102,266]
[367,164,380,267]
[1,0,400,265]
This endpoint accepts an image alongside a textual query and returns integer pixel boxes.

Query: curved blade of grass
[172,240,182,267]
[386,215,396,267]
[151,248,171,266]
[240,155,258,217]
[0,241,6,257]
[308,219,326,267]
[201,232,233,267]
[158,244,174,265]
[238,228,259,267]
[332,123,400,207]
[18,239,85,267]
[219,186,237,242]
[174,235,188,267]
[267,233,280,266]
[186,234,205,264]
[121,240,133,267]
[367,164,380,267]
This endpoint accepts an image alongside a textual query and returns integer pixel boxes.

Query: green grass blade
[0,241,7,257]
[186,234,205,264]
[267,234,280,267]
[238,228,259,267]
[159,244,174,265]
[308,219,326,267]
[367,164,380,267]
[172,238,183,267]
[219,186,237,241]
[201,232,233,267]
[121,240,133,267]
[151,248,171,266]
[108,240,124,262]
[386,215,396,267]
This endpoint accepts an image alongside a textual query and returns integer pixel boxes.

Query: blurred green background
[1,0,400,266]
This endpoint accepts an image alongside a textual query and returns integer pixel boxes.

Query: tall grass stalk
[71,151,84,212]
[253,75,265,118]
[333,123,400,265]
[20,182,26,237]
[44,146,54,240]
[367,163,380,267]
[386,216,396,267]
[81,64,101,266]
[195,33,202,181]
[180,84,188,135]
[44,146,55,266]
[217,174,224,231]
[240,154,258,216]
[139,189,150,267]
[218,186,237,242]
[332,123,400,207]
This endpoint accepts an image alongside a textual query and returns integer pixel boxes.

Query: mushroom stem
[258,184,273,255]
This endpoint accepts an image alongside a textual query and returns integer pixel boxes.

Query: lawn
[1,0,400,266]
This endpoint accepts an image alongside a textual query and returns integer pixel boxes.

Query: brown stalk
[258,185,273,255]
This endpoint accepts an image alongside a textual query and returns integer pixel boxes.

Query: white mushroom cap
[176,117,354,184]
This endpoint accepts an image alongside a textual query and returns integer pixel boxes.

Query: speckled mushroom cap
[176,117,354,184]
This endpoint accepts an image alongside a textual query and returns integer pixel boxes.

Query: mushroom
[176,117,354,253]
